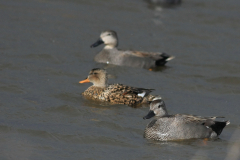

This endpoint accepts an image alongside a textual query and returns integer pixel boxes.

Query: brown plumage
[79,68,155,106]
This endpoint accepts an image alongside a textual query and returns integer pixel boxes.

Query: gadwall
[146,0,181,7]
[143,97,230,141]
[79,68,155,106]
[90,30,174,69]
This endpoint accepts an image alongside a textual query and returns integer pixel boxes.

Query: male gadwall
[143,97,230,141]
[90,30,174,69]
[146,0,181,7]
[79,68,155,106]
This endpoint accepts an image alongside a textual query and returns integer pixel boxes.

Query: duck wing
[177,114,229,136]
[122,50,174,66]
[125,50,174,60]
[106,84,155,106]
[177,114,224,124]
[109,83,154,97]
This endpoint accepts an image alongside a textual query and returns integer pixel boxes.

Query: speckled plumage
[90,30,174,69]
[143,97,230,141]
[80,68,155,106]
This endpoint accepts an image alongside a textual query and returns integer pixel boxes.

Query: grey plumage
[143,97,230,141]
[91,30,174,69]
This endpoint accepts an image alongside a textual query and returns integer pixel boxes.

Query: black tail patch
[210,121,228,136]
[155,53,170,66]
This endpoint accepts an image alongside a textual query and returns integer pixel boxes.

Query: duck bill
[90,38,104,48]
[79,78,90,83]
[143,110,155,120]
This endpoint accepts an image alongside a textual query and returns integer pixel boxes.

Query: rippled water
[0,0,240,159]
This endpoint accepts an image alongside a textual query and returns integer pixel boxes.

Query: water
[0,0,240,159]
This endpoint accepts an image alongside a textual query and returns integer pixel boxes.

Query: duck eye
[158,105,161,108]
[107,33,111,36]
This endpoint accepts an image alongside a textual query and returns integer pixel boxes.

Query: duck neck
[93,78,108,88]
[156,108,169,117]
[104,45,117,49]
[93,83,107,88]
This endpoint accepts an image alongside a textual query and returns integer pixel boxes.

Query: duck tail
[156,53,175,66]
[142,94,156,104]
[210,121,230,136]
[166,56,175,61]
[226,120,230,125]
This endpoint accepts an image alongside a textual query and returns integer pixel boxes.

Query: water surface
[0,0,240,159]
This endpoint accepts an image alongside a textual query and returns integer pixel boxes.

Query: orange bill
[79,78,90,83]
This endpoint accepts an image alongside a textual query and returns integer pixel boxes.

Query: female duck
[90,30,174,69]
[143,97,230,141]
[79,68,155,106]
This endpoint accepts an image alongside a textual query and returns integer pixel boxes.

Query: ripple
[207,76,240,86]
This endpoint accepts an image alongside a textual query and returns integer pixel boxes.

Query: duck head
[79,68,108,88]
[90,30,118,49]
[143,96,168,119]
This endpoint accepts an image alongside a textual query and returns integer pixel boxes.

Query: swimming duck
[79,68,155,106]
[146,0,181,7]
[90,30,174,69]
[143,97,230,141]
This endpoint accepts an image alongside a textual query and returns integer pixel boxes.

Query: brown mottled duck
[79,68,156,106]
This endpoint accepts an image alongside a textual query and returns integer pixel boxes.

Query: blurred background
[0,0,240,159]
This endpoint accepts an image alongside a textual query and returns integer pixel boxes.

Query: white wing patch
[138,92,146,97]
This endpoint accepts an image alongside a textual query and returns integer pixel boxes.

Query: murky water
[0,0,240,159]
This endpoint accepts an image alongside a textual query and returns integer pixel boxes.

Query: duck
[79,68,156,106]
[90,30,174,69]
[146,0,181,7]
[143,96,230,141]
